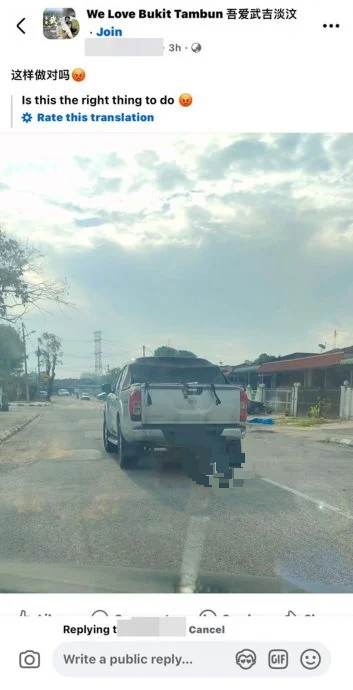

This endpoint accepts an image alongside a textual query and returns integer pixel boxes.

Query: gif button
[268,649,288,669]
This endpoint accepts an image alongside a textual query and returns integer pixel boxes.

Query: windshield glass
[131,362,227,385]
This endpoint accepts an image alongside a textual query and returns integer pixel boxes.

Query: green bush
[308,404,320,418]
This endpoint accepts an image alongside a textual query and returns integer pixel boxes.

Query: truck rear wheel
[117,421,138,469]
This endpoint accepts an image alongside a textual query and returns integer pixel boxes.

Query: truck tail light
[240,390,248,422]
[129,388,142,421]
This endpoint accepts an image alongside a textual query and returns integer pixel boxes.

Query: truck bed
[140,382,242,427]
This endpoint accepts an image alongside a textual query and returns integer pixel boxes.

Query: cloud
[74,155,92,169]
[84,175,122,196]
[136,150,160,167]
[104,152,125,168]
[154,162,192,191]
[1,133,353,375]
[44,199,88,213]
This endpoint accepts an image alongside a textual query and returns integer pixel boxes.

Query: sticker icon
[235,649,257,670]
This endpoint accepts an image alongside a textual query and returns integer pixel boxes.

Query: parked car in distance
[39,390,47,399]
[81,392,91,400]
[247,399,272,415]
[57,389,70,396]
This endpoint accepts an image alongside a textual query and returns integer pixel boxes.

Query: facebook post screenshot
[1,0,353,685]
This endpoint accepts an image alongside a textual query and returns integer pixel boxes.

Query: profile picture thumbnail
[43,8,80,39]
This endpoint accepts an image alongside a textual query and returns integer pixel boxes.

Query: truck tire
[103,418,116,453]
[117,420,138,469]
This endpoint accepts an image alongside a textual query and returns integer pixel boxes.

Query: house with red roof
[222,347,353,417]
[257,350,349,389]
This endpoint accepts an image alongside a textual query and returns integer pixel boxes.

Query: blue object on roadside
[248,417,274,425]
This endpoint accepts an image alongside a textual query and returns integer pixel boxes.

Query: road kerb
[9,402,52,407]
[320,437,353,447]
[0,414,38,445]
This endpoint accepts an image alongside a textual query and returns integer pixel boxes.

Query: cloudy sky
[1,133,353,377]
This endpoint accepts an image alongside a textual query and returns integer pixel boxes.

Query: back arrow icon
[17,18,26,34]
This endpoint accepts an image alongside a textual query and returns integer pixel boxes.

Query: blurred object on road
[248,418,274,425]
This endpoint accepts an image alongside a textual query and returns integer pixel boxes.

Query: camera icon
[19,650,40,668]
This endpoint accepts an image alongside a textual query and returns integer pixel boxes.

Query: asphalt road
[1,397,353,592]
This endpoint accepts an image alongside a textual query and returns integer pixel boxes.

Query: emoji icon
[199,609,217,617]
[179,93,192,107]
[72,67,85,82]
[300,649,321,670]
[235,649,257,670]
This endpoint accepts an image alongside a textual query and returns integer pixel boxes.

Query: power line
[101,339,126,344]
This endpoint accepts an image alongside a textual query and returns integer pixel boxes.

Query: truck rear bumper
[127,429,165,444]
[222,427,246,439]
[128,423,246,446]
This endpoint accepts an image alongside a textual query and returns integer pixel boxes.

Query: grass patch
[276,416,331,427]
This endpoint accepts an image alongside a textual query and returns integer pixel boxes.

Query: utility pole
[94,331,102,378]
[36,340,41,395]
[334,330,338,348]
[142,345,146,357]
[21,322,29,401]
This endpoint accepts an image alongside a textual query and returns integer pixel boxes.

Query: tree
[80,372,100,383]
[153,346,197,358]
[178,349,197,358]
[0,227,71,324]
[154,346,179,357]
[38,332,63,400]
[101,367,121,387]
[0,324,24,375]
[108,367,121,386]
[252,353,277,365]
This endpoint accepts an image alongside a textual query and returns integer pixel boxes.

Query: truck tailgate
[141,383,241,426]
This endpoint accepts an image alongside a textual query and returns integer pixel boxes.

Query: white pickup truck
[102,357,247,483]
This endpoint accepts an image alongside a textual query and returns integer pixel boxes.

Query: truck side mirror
[101,383,112,394]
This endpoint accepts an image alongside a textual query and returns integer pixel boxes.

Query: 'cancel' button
[189,625,226,635]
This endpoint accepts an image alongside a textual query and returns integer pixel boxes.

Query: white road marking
[261,477,353,521]
[179,514,210,592]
